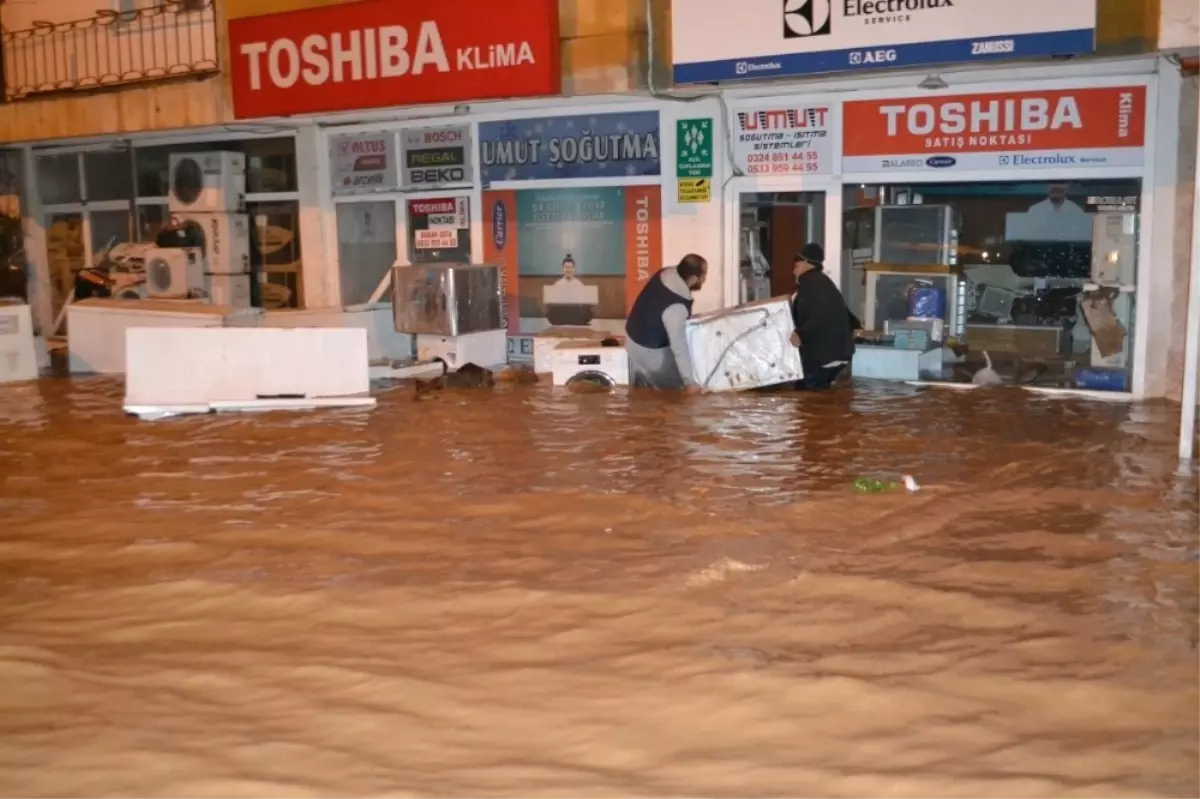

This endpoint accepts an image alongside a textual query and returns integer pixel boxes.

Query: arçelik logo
[784,0,832,38]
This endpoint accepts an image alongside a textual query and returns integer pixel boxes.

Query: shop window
[844,180,1141,391]
[248,200,301,309]
[90,210,133,258]
[83,151,134,203]
[37,155,82,206]
[44,212,84,318]
[136,204,169,242]
[133,136,297,199]
[737,192,825,303]
[336,201,397,306]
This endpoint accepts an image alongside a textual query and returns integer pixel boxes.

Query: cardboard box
[966,323,1063,359]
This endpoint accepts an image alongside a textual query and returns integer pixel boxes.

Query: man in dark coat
[789,243,856,390]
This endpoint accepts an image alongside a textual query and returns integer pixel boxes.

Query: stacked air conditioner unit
[144,247,205,299]
[166,151,252,308]
[106,240,206,300]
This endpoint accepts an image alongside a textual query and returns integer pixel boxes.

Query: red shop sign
[228,0,561,120]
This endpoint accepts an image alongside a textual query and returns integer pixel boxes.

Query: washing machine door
[565,369,617,389]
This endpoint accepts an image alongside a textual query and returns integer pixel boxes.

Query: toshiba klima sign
[228,0,560,120]
[237,26,537,91]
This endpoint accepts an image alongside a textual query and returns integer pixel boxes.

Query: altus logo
[783,0,832,38]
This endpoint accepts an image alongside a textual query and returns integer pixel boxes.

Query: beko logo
[783,0,832,38]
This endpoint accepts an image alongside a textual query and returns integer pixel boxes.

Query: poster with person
[482,186,662,336]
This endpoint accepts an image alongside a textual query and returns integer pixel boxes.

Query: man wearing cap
[789,243,856,390]
[625,253,708,393]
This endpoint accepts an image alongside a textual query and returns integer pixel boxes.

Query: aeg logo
[783,0,832,38]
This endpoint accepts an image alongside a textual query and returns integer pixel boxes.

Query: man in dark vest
[625,253,708,392]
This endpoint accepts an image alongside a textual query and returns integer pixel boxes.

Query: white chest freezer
[686,296,804,392]
[67,298,257,375]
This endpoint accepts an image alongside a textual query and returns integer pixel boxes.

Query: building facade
[1,0,1195,397]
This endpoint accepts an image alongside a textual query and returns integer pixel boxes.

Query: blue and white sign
[478,111,661,183]
[672,0,1096,85]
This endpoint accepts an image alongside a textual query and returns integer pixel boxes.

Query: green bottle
[854,475,920,493]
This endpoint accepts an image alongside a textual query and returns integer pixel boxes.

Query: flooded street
[0,377,1196,798]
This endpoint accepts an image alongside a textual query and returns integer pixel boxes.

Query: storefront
[220,0,726,362]
[20,130,307,328]
[673,0,1187,398]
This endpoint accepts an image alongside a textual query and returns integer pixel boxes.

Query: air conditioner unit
[168,151,246,214]
[200,272,252,308]
[144,247,204,299]
[169,212,251,274]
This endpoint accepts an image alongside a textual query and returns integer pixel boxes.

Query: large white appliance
[0,303,38,383]
[143,247,205,299]
[532,326,618,374]
[685,296,804,392]
[261,306,413,363]
[202,273,252,308]
[1087,210,1138,369]
[168,151,246,214]
[1091,210,1137,286]
[124,327,370,413]
[550,341,629,387]
[873,204,958,266]
[170,211,251,274]
[66,298,239,374]
[416,330,508,369]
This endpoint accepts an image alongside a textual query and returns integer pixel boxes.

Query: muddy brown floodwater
[0,376,1197,798]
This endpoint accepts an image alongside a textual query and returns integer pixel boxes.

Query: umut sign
[843,85,1147,172]
[228,0,559,119]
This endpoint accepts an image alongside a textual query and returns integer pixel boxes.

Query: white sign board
[329,132,399,194]
[414,229,460,250]
[730,104,833,176]
[672,0,1097,84]
[401,125,472,189]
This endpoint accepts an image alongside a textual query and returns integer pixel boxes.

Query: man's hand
[683,384,703,396]
[789,331,801,347]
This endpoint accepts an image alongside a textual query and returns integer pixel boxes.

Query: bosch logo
[926,156,957,168]
[491,200,507,251]
[783,0,831,38]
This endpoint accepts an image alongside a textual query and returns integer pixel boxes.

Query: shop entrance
[736,191,826,304]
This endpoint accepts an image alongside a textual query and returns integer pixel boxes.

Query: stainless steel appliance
[391,262,503,336]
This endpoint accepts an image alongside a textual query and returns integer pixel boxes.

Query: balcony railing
[2,0,219,102]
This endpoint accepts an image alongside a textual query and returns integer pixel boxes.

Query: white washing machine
[549,341,629,388]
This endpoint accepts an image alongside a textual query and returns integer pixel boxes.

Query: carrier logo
[926,156,957,168]
[783,0,831,38]
[491,200,507,251]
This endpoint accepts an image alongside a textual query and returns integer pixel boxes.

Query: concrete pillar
[17,147,52,335]
[294,123,337,309]
[1167,71,1199,401]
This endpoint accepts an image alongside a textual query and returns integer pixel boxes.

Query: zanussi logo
[783,0,832,38]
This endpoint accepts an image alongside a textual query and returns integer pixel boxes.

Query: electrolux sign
[671,0,1096,85]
